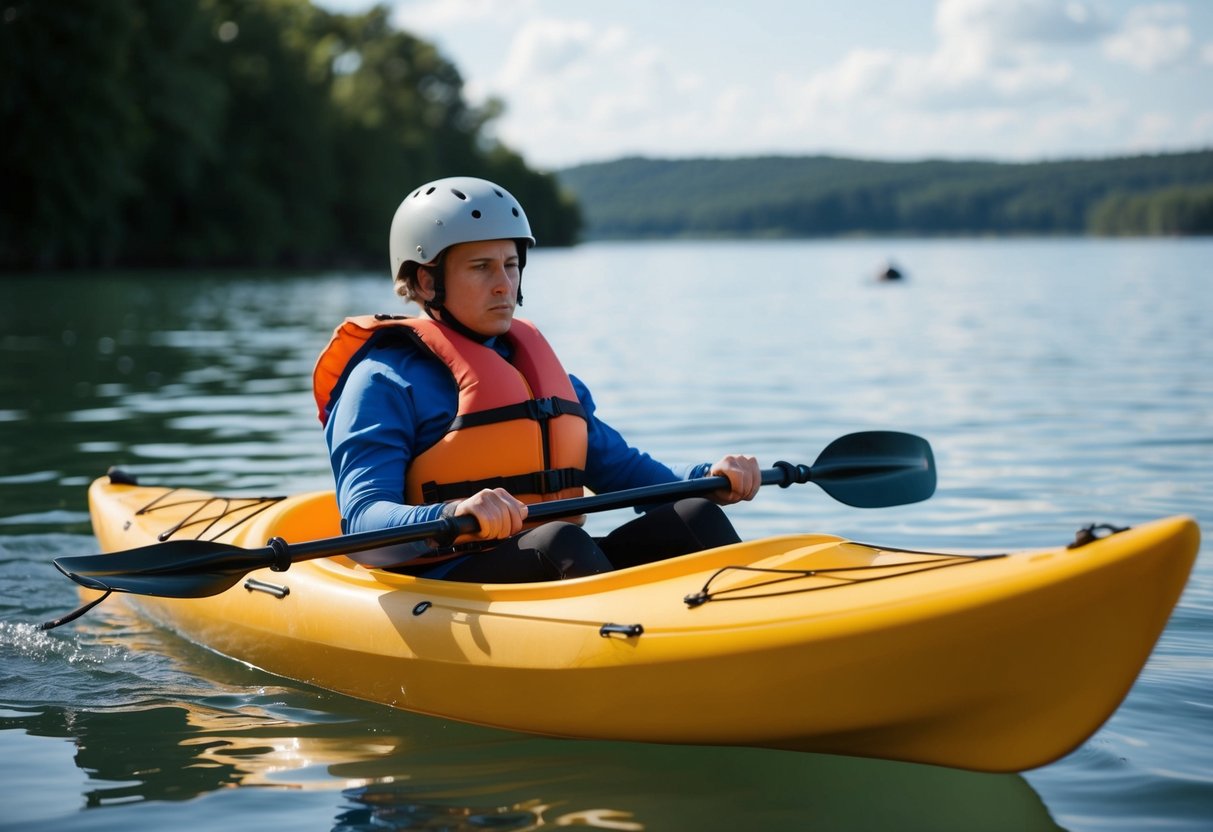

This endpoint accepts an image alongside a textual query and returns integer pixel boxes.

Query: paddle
[49,431,934,602]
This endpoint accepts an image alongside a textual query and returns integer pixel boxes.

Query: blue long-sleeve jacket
[324,335,709,536]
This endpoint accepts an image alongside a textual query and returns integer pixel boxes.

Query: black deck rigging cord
[39,488,285,630]
[684,552,1005,607]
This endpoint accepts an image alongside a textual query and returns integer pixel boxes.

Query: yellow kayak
[81,475,1198,773]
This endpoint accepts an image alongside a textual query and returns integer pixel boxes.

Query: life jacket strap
[447,396,586,431]
[422,467,585,503]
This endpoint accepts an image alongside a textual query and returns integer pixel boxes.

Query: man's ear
[415,267,436,302]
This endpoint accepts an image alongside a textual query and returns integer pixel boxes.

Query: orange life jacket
[313,314,588,510]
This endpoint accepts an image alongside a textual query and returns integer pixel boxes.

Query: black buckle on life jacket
[539,468,574,493]
[530,398,557,420]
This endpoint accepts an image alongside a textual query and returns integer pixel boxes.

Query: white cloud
[784,1,1090,120]
[391,0,538,33]
[754,0,1140,161]
[922,0,1105,107]
[806,49,901,106]
[1193,110,1213,137]
[1103,4,1193,70]
[1132,110,1176,140]
[935,0,1110,48]
[498,19,598,84]
[479,17,717,165]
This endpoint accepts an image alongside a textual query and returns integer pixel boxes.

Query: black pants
[435,498,741,583]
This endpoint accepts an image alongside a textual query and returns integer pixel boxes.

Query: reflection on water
[3,697,1063,832]
[333,794,615,832]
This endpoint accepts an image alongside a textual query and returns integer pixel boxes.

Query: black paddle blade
[52,538,274,598]
[809,431,936,508]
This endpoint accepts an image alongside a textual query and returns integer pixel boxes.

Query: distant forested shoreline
[556,152,1213,240]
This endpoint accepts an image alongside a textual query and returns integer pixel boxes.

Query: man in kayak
[316,176,760,581]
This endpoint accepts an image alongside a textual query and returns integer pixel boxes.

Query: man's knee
[673,498,741,548]
[522,522,611,578]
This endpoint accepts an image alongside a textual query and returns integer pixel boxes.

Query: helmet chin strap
[425,303,492,344]
[422,262,524,344]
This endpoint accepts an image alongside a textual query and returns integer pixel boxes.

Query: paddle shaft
[284,463,811,565]
[50,431,935,601]
[50,465,807,597]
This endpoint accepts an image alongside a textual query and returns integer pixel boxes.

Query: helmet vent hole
[471,210,482,219]
[425,187,436,195]
[451,189,467,200]
[493,189,504,197]
[511,208,520,217]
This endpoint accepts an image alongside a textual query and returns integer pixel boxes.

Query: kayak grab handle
[600,623,644,638]
[244,577,290,598]
[1068,523,1129,549]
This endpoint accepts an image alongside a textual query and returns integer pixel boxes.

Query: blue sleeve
[324,345,453,535]
[574,375,707,493]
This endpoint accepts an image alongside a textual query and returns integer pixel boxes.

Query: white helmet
[389,176,535,279]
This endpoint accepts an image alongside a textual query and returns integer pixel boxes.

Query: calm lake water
[1,238,1210,831]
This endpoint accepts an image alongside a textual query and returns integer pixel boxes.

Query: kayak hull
[84,477,1199,772]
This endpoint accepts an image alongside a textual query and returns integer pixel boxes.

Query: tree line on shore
[556,152,1213,239]
[4,1,1209,274]
[1,0,580,271]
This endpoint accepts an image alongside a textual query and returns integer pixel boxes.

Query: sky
[318,0,1213,171]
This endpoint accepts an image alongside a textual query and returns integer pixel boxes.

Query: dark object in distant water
[876,261,905,282]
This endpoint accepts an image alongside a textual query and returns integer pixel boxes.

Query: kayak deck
[85,477,1199,772]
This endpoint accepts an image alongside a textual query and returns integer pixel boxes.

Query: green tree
[0,0,580,271]
[168,0,340,266]
[1,1,144,267]
[1090,186,1213,235]
[122,0,227,266]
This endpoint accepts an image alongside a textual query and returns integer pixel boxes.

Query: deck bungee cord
[132,488,286,542]
[683,552,1006,607]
